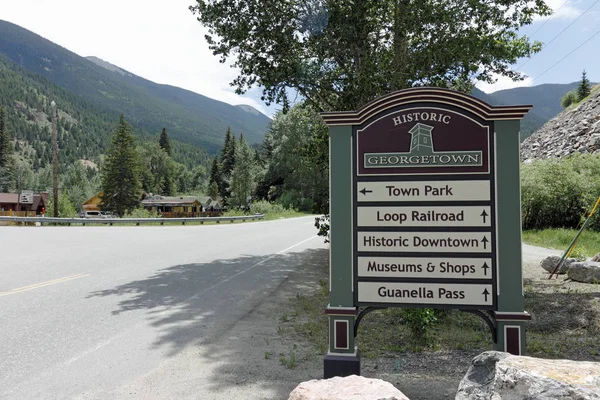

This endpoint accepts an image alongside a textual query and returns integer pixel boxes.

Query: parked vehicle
[81,211,106,219]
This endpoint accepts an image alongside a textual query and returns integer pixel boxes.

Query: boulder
[456,351,600,400]
[540,255,579,274]
[567,261,600,283]
[288,375,409,400]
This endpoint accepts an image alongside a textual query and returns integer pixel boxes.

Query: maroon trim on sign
[505,327,521,355]
[335,321,348,349]
[494,312,532,321]
[325,308,358,315]
[320,87,532,125]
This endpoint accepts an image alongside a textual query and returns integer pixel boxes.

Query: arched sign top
[320,87,532,126]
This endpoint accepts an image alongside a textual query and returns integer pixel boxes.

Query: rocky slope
[521,87,600,162]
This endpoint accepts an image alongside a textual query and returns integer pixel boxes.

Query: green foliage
[256,105,328,212]
[62,162,100,211]
[207,180,219,199]
[46,191,78,217]
[402,308,439,345]
[139,142,176,196]
[191,0,550,112]
[158,127,172,156]
[124,208,160,218]
[248,200,286,215]
[100,115,142,215]
[0,105,13,191]
[521,154,600,230]
[577,70,592,102]
[561,90,577,108]
[229,134,257,208]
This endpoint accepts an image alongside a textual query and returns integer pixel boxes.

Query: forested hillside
[0,54,210,170]
[0,19,271,154]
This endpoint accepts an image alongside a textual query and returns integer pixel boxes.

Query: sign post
[321,88,532,378]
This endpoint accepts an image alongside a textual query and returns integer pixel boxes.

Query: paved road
[0,216,326,399]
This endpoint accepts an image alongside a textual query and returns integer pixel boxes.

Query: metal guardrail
[0,214,264,226]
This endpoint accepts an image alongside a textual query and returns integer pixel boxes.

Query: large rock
[568,261,600,283]
[540,255,579,274]
[456,351,600,400]
[288,375,409,400]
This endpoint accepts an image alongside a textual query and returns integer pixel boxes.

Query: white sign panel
[358,282,493,306]
[19,190,34,204]
[357,180,490,202]
[358,231,492,253]
[357,257,492,279]
[357,206,491,227]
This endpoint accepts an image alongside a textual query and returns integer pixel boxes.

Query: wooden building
[0,192,48,215]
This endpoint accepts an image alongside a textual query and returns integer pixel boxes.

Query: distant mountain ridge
[0,19,271,154]
[472,82,582,141]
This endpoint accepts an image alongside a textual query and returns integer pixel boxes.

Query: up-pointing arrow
[481,236,489,250]
[482,288,490,302]
[359,188,373,196]
[480,209,488,224]
[482,262,490,276]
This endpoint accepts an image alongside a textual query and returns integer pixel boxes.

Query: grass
[222,209,309,221]
[522,228,600,258]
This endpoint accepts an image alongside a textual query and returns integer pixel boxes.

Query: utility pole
[51,101,58,217]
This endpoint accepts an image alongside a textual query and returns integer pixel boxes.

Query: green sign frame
[321,88,532,378]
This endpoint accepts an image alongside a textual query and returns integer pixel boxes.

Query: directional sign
[358,282,494,306]
[357,206,491,227]
[357,257,492,279]
[356,181,491,202]
[358,231,492,253]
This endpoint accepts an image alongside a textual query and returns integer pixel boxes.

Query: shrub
[124,208,160,218]
[249,200,286,215]
[521,154,600,230]
[561,90,577,108]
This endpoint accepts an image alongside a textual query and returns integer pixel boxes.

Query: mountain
[0,52,211,170]
[472,83,581,141]
[0,20,271,155]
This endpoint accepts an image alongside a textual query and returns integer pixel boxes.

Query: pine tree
[208,181,219,200]
[159,127,172,156]
[221,127,236,179]
[209,156,223,192]
[100,114,142,216]
[0,106,14,191]
[229,135,257,208]
[577,70,592,102]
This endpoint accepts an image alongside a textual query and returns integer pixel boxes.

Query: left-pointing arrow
[360,188,373,196]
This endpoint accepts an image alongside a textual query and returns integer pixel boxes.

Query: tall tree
[577,70,592,102]
[191,0,551,112]
[221,127,236,177]
[208,156,223,196]
[0,106,14,191]
[208,181,220,200]
[100,114,142,215]
[139,142,176,196]
[229,134,257,208]
[158,127,172,156]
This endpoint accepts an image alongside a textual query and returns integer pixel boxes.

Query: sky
[1,0,599,117]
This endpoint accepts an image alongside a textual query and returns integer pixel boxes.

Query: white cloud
[534,0,580,21]
[0,0,272,115]
[476,74,534,93]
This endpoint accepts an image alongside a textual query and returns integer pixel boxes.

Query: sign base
[324,351,361,378]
